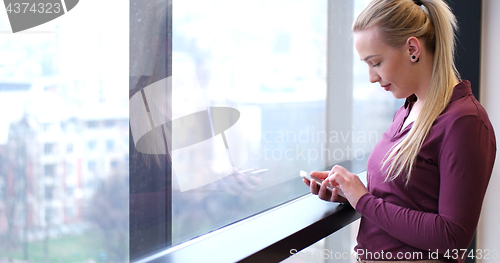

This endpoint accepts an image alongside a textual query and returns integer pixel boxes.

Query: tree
[85,164,129,263]
[1,116,35,262]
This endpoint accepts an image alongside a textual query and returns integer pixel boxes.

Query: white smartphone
[300,170,345,198]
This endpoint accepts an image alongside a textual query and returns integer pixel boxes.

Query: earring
[412,55,419,63]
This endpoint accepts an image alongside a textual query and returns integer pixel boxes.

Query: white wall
[477,0,500,259]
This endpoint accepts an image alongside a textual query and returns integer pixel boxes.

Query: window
[44,186,53,200]
[41,123,53,133]
[44,164,55,177]
[66,163,74,175]
[129,0,400,260]
[87,121,99,129]
[87,140,97,151]
[88,160,96,171]
[105,120,116,127]
[66,206,76,218]
[66,143,73,153]
[106,140,114,151]
[44,207,52,223]
[66,186,74,197]
[44,143,55,155]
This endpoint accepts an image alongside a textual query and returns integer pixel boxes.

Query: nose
[368,68,381,83]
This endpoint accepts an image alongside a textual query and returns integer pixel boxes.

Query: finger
[328,172,346,187]
[330,165,348,175]
[219,179,240,196]
[247,175,262,186]
[310,171,329,179]
[317,180,331,200]
[329,187,338,202]
[303,178,311,187]
[224,176,244,193]
[327,172,340,187]
[310,179,319,195]
[240,177,261,197]
[241,178,259,193]
[234,174,254,188]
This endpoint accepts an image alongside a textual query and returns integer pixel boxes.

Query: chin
[389,92,405,99]
[390,90,411,99]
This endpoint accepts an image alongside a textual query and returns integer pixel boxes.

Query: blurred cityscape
[0,1,129,262]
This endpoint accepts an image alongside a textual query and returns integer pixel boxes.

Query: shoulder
[426,81,495,148]
[440,95,484,125]
[430,82,496,150]
[438,81,492,129]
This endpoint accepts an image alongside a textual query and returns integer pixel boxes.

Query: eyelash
[372,62,381,67]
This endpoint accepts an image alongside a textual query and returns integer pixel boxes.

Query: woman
[303,0,496,262]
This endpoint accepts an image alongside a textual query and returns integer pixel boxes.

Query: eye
[372,62,381,67]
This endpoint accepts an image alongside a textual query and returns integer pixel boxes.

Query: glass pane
[128,0,402,259]
[0,1,129,262]
[171,0,328,245]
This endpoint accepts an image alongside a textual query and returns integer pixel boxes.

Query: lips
[381,84,391,91]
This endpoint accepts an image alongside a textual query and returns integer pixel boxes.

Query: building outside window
[44,164,55,177]
[66,143,73,153]
[87,140,97,151]
[43,143,55,155]
[106,140,115,151]
[0,1,128,262]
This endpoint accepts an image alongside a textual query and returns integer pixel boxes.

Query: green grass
[0,232,117,263]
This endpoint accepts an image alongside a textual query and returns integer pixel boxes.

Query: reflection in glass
[129,0,172,260]
[170,0,328,247]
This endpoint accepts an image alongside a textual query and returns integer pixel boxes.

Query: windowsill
[135,172,366,263]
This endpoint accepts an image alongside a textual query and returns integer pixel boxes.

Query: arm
[355,115,495,251]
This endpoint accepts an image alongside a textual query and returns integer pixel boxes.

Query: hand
[303,171,348,203]
[327,165,368,208]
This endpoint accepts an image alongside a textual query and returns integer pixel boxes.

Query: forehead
[353,27,391,59]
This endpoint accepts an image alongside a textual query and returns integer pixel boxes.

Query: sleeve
[355,115,496,251]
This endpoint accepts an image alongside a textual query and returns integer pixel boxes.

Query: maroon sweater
[355,81,496,262]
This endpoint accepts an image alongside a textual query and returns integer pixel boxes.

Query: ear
[406,36,421,62]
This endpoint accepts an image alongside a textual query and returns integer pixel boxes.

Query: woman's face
[354,27,418,99]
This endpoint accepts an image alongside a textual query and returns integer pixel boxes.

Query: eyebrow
[361,54,380,61]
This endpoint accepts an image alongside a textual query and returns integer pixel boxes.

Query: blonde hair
[353,0,460,184]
